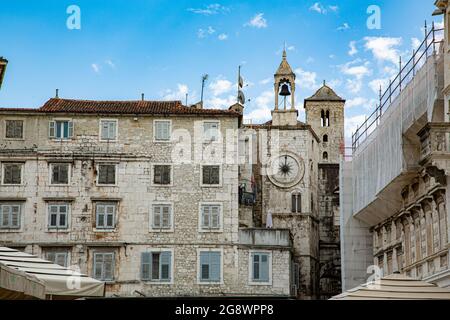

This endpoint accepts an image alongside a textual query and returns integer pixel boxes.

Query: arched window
[291,193,301,213]
[321,110,325,127]
[323,134,328,143]
[323,152,328,161]
[325,110,330,127]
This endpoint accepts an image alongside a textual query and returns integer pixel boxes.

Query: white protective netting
[352,53,443,215]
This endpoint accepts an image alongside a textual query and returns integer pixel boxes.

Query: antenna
[185,93,188,106]
[200,74,208,105]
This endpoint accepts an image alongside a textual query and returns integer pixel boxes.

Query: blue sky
[0,0,443,142]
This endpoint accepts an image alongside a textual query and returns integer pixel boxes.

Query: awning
[330,273,450,300]
[0,247,104,299]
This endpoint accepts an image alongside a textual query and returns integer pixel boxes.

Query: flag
[238,75,244,88]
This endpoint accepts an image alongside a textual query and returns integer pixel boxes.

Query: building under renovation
[340,1,450,291]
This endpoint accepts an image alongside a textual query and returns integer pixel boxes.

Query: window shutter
[203,167,210,184]
[56,253,67,267]
[202,206,209,228]
[210,252,221,282]
[212,166,219,184]
[93,254,103,280]
[153,206,161,228]
[12,165,21,184]
[211,206,219,228]
[296,194,301,213]
[104,253,113,280]
[109,122,116,139]
[98,166,107,184]
[162,206,170,228]
[68,121,74,138]
[101,122,109,140]
[163,166,170,184]
[260,254,269,282]
[160,251,171,280]
[141,252,151,280]
[200,252,209,280]
[252,253,260,280]
[49,121,56,138]
[0,206,9,227]
[106,205,115,228]
[10,206,19,228]
[291,195,297,213]
[107,165,115,184]
[96,205,105,228]
[154,166,161,184]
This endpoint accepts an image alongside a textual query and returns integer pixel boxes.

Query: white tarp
[330,273,450,300]
[0,247,104,299]
[352,53,443,215]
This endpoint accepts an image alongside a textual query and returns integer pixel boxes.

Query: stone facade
[0,105,292,297]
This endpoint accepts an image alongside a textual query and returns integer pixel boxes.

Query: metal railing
[352,22,444,151]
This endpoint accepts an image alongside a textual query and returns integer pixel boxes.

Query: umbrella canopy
[0,247,104,299]
[330,273,450,300]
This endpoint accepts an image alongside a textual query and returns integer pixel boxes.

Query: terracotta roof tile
[0,98,240,117]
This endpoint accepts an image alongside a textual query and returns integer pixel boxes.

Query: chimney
[55,89,59,98]
[141,93,145,101]
[192,101,203,110]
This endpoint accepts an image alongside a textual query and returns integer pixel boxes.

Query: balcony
[418,122,450,182]
[239,228,292,249]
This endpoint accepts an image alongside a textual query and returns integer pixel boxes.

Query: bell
[279,83,291,96]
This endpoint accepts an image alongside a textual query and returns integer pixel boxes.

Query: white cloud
[340,60,371,79]
[310,2,326,14]
[364,37,402,64]
[91,63,100,73]
[244,90,274,123]
[329,54,335,59]
[327,79,342,88]
[198,26,216,38]
[105,59,115,69]
[337,23,350,31]
[162,84,190,101]
[259,78,271,85]
[411,37,421,51]
[187,4,229,15]
[206,95,236,109]
[345,114,367,139]
[345,78,362,94]
[348,41,358,56]
[209,77,234,96]
[294,67,318,90]
[218,33,228,40]
[346,97,368,109]
[328,5,339,12]
[368,78,390,94]
[245,13,268,28]
[306,57,315,64]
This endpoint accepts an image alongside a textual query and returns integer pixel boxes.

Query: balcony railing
[352,22,444,151]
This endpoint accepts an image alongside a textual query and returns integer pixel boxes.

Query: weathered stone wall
[0,112,291,297]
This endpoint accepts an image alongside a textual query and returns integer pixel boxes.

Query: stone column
[290,82,295,110]
[274,83,279,111]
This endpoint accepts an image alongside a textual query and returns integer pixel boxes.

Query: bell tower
[272,49,298,126]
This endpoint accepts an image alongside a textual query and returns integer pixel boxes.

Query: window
[100,120,117,141]
[200,204,221,230]
[202,165,220,185]
[151,204,172,230]
[141,251,172,282]
[154,120,171,141]
[48,203,69,229]
[291,193,301,213]
[0,203,21,229]
[323,134,328,143]
[321,110,330,127]
[153,165,171,185]
[2,163,22,185]
[93,252,114,281]
[5,120,23,139]
[199,251,221,283]
[250,252,271,283]
[95,203,116,229]
[97,164,116,185]
[50,163,69,185]
[49,120,73,139]
[323,152,328,161]
[46,251,69,267]
[203,121,219,141]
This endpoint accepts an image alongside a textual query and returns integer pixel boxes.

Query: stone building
[0,98,292,297]
[340,2,450,290]
[239,50,344,299]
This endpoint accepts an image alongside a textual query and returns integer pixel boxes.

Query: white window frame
[248,250,272,285]
[45,250,70,267]
[49,163,71,185]
[153,119,172,142]
[4,119,25,140]
[198,202,223,233]
[49,118,74,140]
[47,203,70,231]
[1,162,23,186]
[149,202,174,232]
[96,163,118,186]
[92,251,115,282]
[140,248,174,284]
[151,164,173,187]
[94,202,117,231]
[200,164,222,187]
[202,120,220,142]
[197,248,223,285]
[0,203,22,230]
[99,119,118,142]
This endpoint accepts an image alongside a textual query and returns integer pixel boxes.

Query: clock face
[268,154,304,188]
